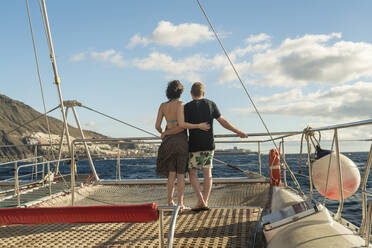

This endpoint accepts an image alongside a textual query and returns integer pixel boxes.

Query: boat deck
[0,174,89,208]
[0,179,270,247]
[0,207,264,247]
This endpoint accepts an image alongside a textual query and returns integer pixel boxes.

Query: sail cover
[0,203,158,225]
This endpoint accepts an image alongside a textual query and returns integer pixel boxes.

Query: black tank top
[184,98,221,152]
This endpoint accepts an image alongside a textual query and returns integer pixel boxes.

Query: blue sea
[81,152,369,227]
[1,152,370,226]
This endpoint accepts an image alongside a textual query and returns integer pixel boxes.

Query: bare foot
[178,205,191,213]
[168,200,176,207]
[194,200,207,209]
[192,202,209,212]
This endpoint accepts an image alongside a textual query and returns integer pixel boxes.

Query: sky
[1,0,372,153]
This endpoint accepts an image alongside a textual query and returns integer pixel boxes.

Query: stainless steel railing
[158,206,180,248]
[360,144,372,238]
[365,200,372,247]
[68,118,372,232]
[0,156,42,182]
[3,118,372,244]
[14,158,70,207]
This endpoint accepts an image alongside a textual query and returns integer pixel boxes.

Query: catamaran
[1,1,372,247]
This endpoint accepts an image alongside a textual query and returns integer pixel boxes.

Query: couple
[155,80,247,211]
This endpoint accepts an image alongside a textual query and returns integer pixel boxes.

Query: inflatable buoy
[269,149,281,186]
[312,146,360,200]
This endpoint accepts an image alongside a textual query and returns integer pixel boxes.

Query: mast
[39,1,73,160]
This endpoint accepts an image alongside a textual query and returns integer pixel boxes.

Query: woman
[155,80,209,210]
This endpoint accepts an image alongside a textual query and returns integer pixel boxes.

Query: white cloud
[255,88,303,104]
[233,81,372,122]
[219,33,372,87]
[84,121,97,130]
[91,50,115,61]
[90,50,126,67]
[133,52,219,82]
[219,62,251,83]
[245,33,271,44]
[70,52,86,62]
[71,32,372,91]
[69,48,224,82]
[127,34,150,48]
[231,43,271,59]
[127,21,214,48]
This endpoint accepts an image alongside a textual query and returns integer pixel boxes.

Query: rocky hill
[0,94,143,161]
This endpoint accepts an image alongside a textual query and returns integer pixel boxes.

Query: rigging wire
[37,0,48,41]
[4,106,60,136]
[25,0,55,160]
[26,0,71,190]
[80,103,250,174]
[38,0,75,167]
[213,157,263,177]
[81,104,159,137]
[213,157,245,173]
[195,0,304,195]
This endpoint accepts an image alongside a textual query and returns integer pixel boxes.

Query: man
[178,82,248,210]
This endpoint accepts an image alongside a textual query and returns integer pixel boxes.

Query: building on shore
[215,146,256,155]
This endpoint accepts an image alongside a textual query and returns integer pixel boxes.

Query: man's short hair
[191,82,205,97]
[166,80,184,100]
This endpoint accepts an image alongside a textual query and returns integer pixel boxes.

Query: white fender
[312,152,360,200]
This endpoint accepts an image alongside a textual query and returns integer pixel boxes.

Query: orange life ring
[269,149,281,186]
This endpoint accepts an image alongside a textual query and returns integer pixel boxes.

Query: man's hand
[198,122,210,131]
[237,131,248,138]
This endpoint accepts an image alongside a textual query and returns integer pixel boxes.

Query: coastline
[214,151,257,155]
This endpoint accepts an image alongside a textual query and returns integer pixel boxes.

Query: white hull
[264,186,368,248]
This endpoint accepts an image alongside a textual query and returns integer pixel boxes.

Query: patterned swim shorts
[188,150,215,170]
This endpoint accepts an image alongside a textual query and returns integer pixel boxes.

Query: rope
[302,126,322,162]
[213,158,245,173]
[80,104,159,137]
[37,0,48,42]
[3,106,60,136]
[302,125,324,198]
[299,126,321,173]
[213,157,264,179]
[303,126,321,146]
[322,133,335,206]
[25,0,55,161]
[24,2,69,194]
[302,124,336,205]
[195,0,303,195]
[299,133,304,173]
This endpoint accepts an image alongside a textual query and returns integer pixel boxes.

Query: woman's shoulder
[158,102,168,112]
[159,101,169,107]
[169,100,184,106]
[161,100,183,109]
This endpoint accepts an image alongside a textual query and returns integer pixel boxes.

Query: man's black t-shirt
[184,98,221,152]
